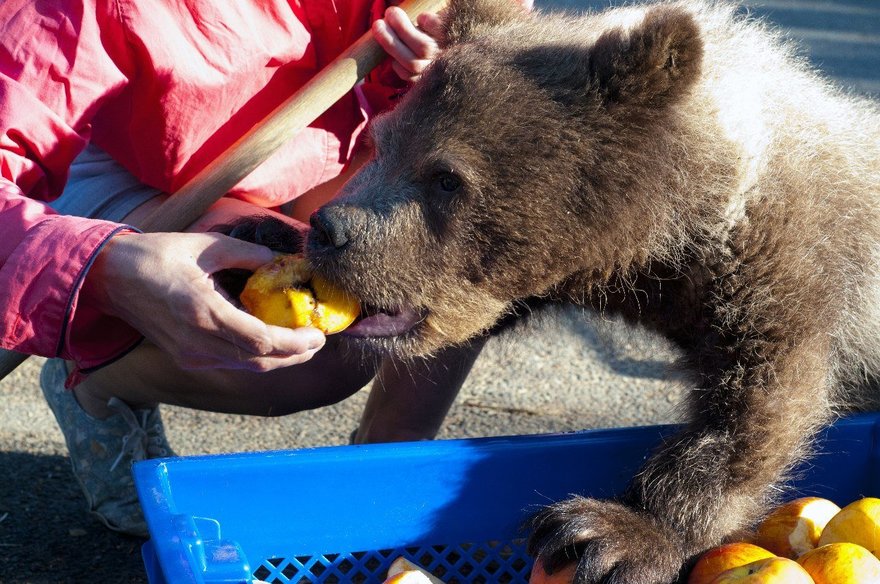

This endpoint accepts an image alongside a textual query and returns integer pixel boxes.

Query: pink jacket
[0,0,401,371]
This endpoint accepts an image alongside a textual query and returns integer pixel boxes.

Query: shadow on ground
[0,451,146,584]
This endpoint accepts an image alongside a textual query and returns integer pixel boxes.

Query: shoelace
[107,397,170,471]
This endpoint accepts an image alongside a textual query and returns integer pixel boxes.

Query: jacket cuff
[63,227,144,372]
[0,215,142,369]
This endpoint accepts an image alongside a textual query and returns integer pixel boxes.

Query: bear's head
[307,0,726,358]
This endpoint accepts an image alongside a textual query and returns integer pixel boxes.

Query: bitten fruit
[753,496,841,558]
[240,255,360,334]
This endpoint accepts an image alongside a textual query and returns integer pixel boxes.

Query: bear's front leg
[528,332,835,584]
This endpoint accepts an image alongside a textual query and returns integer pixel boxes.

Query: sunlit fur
[304,1,880,581]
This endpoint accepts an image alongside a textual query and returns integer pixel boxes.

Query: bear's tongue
[343,306,423,338]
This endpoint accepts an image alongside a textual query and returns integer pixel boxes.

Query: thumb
[200,233,278,273]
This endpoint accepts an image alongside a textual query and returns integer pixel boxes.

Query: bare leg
[74,334,378,418]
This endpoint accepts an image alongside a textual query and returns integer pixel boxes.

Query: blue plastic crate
[134,413,880,584]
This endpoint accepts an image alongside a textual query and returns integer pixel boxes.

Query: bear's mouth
[343,304,426,338]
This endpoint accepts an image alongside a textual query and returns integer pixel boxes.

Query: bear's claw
[527,497,686,584]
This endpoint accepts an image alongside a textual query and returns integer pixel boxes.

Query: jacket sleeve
[0,0,142,368]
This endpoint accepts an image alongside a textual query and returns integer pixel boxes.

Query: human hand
[81,232,326,372]
[373,6,443,82]
[373,1,534,83]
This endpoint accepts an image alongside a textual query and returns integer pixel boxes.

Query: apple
[383,571,434,584]
[529,558,576,584]
[709,556,813,583]
[687,543,776,584]
[385,557,445,584]
[797,542,880,583]
[753,496,841,558]
[817,496,880,556]
[240,254,360,334]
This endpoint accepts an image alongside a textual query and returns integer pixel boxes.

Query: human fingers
[373,7,438,79]
[158,289,327,371]
[373,19,421,79]
[167,335,324,372]
[205,289,326,356]
[160,335,323,371]
[196,233,276,273]
[384,6,439,60]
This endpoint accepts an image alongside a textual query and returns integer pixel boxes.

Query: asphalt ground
[1,1,878,582]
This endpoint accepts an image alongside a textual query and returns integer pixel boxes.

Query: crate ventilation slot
[253,540,531,583]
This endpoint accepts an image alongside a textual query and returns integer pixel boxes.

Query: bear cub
[236,0,880,582]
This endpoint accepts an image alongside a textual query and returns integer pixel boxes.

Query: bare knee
[188,342,379,417]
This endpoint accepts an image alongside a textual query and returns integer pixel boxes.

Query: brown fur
[302,1,880,582]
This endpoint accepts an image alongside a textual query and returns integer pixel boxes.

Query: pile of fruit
[687,496,880,583]
[393,497,880,584]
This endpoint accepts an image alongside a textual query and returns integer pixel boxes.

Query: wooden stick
[141,0,447,232]
[0,0,448,381]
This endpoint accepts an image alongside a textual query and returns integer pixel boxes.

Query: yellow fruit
[754,496,841,558]
[385,558,445,584]
[383,571,434,584]
[709,556,813,583]
[797,542,880,583]
[687,543,776,584]
[240,255,359,334]
[817,497,880,556]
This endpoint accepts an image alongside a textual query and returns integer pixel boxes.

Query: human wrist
[79,230,136,319]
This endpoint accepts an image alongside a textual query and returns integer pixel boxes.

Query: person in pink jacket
[0,0,529,538]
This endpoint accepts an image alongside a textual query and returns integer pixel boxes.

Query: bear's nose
[310,206,350,249]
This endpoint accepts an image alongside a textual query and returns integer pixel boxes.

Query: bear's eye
[434,172,462,193]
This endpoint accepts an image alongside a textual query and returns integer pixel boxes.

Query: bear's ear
[440,0,528,48]
[589,6,703,107]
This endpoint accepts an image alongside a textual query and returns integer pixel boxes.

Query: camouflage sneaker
[39,358,175,538]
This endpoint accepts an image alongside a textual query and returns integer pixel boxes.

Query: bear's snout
[309,205,352,250]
